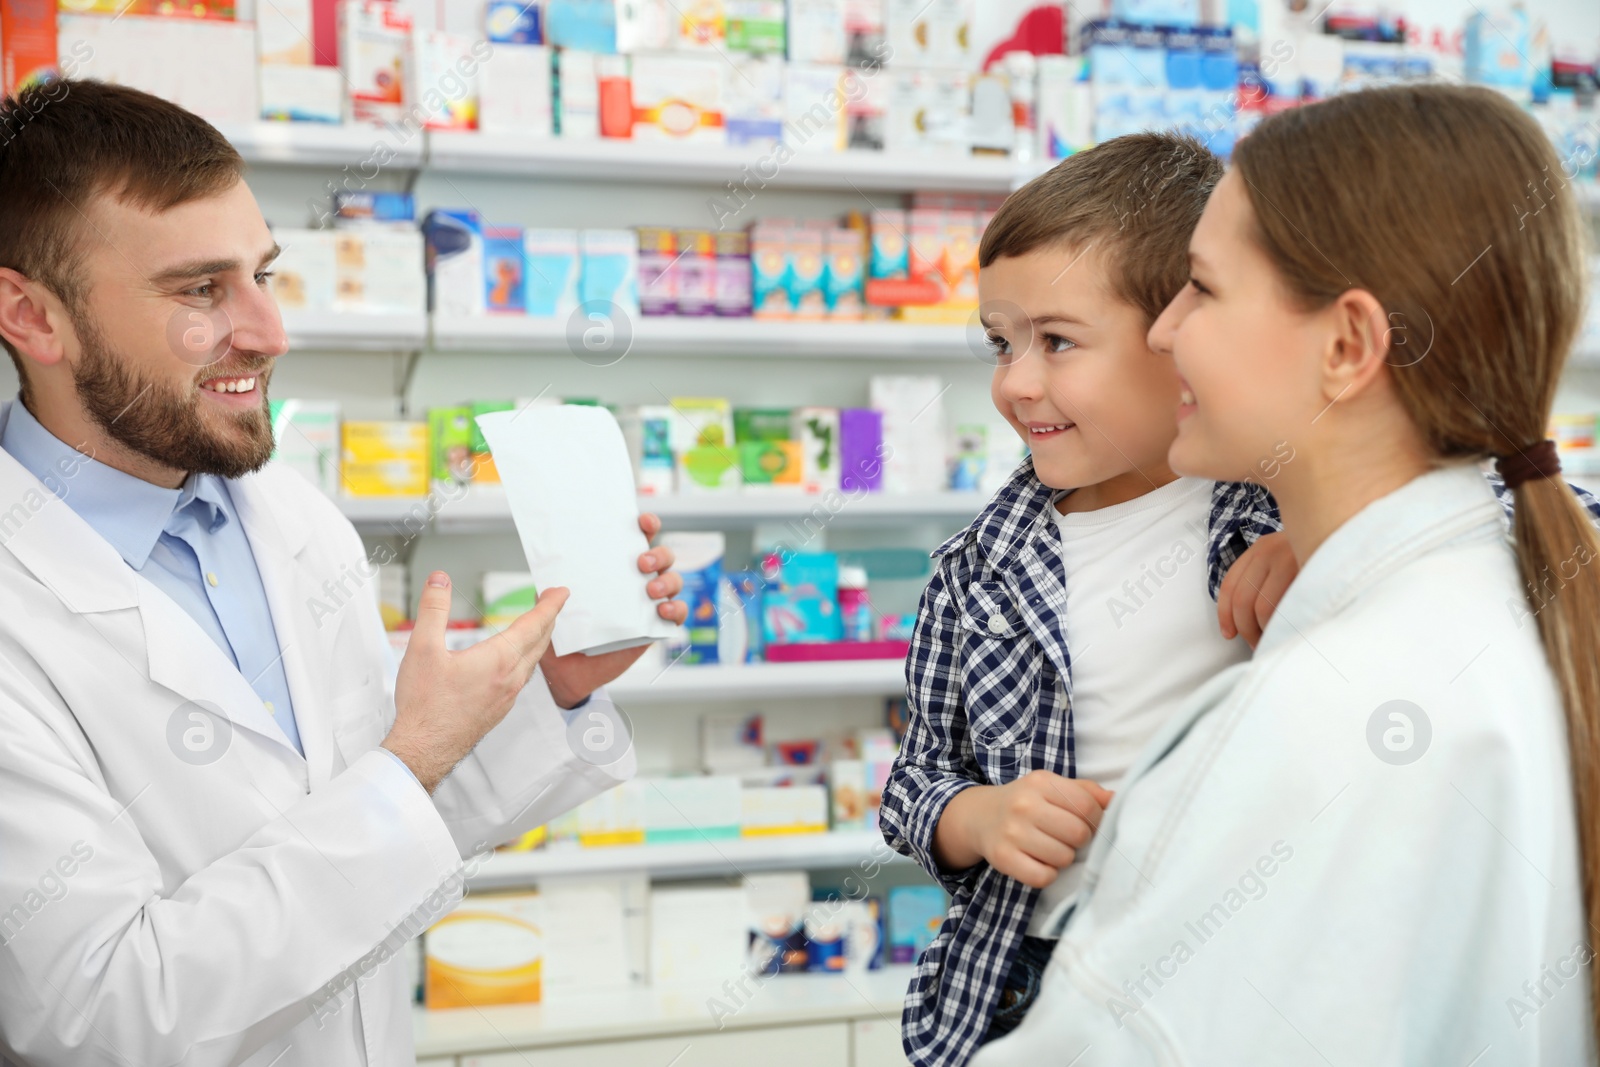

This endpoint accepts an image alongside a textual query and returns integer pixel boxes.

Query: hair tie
[1496,439,1562,489]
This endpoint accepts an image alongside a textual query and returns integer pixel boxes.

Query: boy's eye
[1042,333,1076,354]
[985,332,1014,358]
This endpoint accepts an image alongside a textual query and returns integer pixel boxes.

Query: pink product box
[715,231,752,317]
[764,640,911,663]
[675,230,717,317]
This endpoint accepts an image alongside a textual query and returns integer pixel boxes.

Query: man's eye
[256,270,275,286]
[186,284,214,299]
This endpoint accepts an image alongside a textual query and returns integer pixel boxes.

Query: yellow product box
[339,421,429,497]
[425,892,543,1009]
[740,785,829,836]
[576,779,646,847]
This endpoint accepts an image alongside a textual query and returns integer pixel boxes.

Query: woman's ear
[1319,288,1393,404]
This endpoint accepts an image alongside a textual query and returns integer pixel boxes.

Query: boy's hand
[1217,531,1299,649]
[933,771,1113,889]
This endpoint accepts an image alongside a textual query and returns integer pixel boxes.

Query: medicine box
[701,712,765,773]
[741,785,829,835]
[631,53,726,143]
[339,421,428,497]
[557,48,600,138]
[746,872,811,975]
[793,406,840,492]
[260,64,344,122]
[577,778,646,846]
[637,227,678,316]
[340,0,412,125]
[267,230,337,312]
[670,396,740,493]
[839,407,884,493]
[411,29,478,130]
[578,229,640,316]
[714,231,753,316]
[3,0,58,94]
[620,404,675,495]
[425,892,544,1008]
[483,225,527,314]
[642,776,742,842]
[888,885,946,963]
[725,53,784,148]
[676,0,726,50]
[523,228,580,319]
[428,406,473,486]
[269,398,340,497]
[650,884,748,986]
[334,230,426,315]
[481,571,539,629]
[485,0,542,43]
[423,210,486,317]
[783,64,846,152]
[659,531,724,664]
[478,43,552,136]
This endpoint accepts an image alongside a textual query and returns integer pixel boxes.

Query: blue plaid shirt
[879,458,1600,1067]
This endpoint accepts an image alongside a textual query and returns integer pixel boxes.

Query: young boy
[876,133,1291,1067]
[878,131,1600,1067]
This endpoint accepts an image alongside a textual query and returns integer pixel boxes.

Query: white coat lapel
[228,469,342,789]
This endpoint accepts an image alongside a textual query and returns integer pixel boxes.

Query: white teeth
[1180,389,1196,405]
[206,377,256,394]
[1029,424,1069,434]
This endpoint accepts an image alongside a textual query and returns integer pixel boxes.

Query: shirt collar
[0,399,231,569]
[932,455,1066,566]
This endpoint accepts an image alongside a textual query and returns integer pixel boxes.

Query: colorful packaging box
[734,407,793,442]
[620,404,675,494]
[425,892,544,1009]
[644,776,742,842]
[616,0,673,51]
[888,885,946,963]
[676,0,725,50]
[637,227,678,317]
[740,440,803,487]
[741,785,829,835]
[793,407,840,492]
[783,64,846,152]
[256,0,313,64]
[829,759,868,830]
[713,231,753,317]
[631,53,726,142]
[701,712,765,773]
[332,190,415,227]
[750,224,791,319]
[4,0,58,94]
[659,531,724,665]
[671,396,740,492]
[333,229,427,315]
[557,47,600,138]
[724,52,784,147]
[762,552,843,644]
[339,421,428,498]
[839,407,884,493]
[485,0,541,43]
[481,571,539,629]
[422,209,486,317]
[269,398,340,497]
[845,0,885,66]
[787,229,827,319]
[597,53,633,137]
[844,65,887,150]
[746,872,811,975]
[478,42,553,135]
[523,228,580,318]
[427,405,473,486]
[789,0,845,64]
[823,228,864,318]
[412,29,479,130]
[340,0,412,125]
[674,230,716,316]
[578,779,647,846]
[468,399,514,482]
[267,230,337,312]
[57,14,258,125]
[725,0,784,53]
[483,225,527,314]
[578,229,640,315]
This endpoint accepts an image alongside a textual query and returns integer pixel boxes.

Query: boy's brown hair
[978,132,1222,324]
[0,79,243,391]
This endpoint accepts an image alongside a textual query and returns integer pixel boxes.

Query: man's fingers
[500,586,570,663]
[658,599,689,624]
[642,543,676,575]
[649,571,684,600]
[411,571,453,652]
[638,512,662,539]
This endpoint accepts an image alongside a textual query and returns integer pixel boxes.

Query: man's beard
[71,313,275,480]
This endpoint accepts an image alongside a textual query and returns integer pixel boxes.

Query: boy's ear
[1319,288,1392,404]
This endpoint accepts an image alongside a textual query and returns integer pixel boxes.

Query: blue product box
[333,191,415,224]
[888,886,947,964]
[1128,25,1167,88]
[544,0,617,52]
[1164,28,1202,91]
[761,552,842,645]
[1199,27,1238,90]
[1087,22,1138,87]
[486,0,542,43]
[483,225,527,314]
[422,209,485,317]
[523,229,580,318]
[1113,0,1198,28]
[667,533,725,665]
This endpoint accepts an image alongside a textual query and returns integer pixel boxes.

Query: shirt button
[206,572,219,587]
[987,614,1008,635]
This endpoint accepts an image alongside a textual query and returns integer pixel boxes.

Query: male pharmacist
[0,81,686,1067]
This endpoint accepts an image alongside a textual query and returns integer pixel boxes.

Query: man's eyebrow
[148,244,282,288]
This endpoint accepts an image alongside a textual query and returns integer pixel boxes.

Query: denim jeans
[980,936,1058,1044]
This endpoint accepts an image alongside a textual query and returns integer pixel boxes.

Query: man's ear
[1319,288,1392,405]
[0,267,73,372]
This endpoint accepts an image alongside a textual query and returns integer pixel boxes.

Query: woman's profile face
[1147,169,1330,486]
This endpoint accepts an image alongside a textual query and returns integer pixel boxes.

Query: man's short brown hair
[0,79,244,388]
[979,132,1222,324]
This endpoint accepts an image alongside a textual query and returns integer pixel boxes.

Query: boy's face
[981,243,1182,505]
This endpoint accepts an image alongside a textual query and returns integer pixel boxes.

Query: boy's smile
[979,243,1182,514]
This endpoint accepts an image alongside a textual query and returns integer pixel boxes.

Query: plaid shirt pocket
[956,580,1039,753]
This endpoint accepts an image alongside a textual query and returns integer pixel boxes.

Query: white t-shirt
[1027,476,1251,936]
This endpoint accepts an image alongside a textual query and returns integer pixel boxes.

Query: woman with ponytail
[972,84,1600,1065]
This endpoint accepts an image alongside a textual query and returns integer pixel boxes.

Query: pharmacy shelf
[426,129,1034,192]
[219,121,425,169]
[283,310,428,352]
[339,488,984,534]
[430,314,980,360]
[467,830,909,889]
[412,963,914,1058]
[608,658,907,704]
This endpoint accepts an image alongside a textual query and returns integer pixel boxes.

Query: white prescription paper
[475,407,678,657]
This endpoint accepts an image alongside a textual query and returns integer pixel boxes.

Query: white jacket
[0,401,634,1066]
[972,462,1594,1066]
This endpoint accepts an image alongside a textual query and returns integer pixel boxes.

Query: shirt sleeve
[1205,481,1284,599]
[1484,470,1600,530]
[879,554,986,895]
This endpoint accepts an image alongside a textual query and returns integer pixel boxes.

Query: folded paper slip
[475,407,678,657]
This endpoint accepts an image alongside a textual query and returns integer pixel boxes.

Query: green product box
[733,407,794,443]
[428,406,474,485]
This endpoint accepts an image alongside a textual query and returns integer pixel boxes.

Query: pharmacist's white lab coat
[0,401,635,1067]
[971,463,1594,1066]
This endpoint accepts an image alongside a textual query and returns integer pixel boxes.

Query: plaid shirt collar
[933,457,1066,569]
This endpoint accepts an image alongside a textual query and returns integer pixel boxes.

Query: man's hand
[541,512,688,710]
[384,571,568,793]
[1217,531,1299,649]
[933,771,1113,889]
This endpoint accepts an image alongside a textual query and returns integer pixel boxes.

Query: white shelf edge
[608,658,908,704]
[467,829,909,888]
[220,121,425,169]
[339,488,984,533]
[430,314,981,360]
[425,130,1029,192]
[282,311,427,352]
